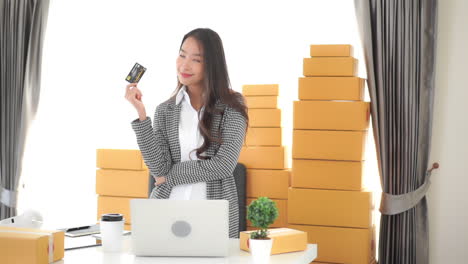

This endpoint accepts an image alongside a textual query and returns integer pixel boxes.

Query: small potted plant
[246,197,279,263]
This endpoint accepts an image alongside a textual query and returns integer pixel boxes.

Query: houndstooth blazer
[131,97,246,238]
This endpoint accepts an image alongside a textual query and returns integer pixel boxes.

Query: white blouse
[168,86,207,200]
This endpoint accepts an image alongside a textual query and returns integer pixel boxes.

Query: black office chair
[148,173,155,198]
[147,163,247,232]
[233,163,247,232]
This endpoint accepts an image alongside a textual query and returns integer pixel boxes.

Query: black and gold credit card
[125,62,146,83]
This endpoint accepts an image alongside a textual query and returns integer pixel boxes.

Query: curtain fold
[0,0,49,220]
[354,0,438,263]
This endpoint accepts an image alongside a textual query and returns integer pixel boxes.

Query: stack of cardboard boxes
[238,84,290,229]
[96,149,149,231]
[288,45,376,264]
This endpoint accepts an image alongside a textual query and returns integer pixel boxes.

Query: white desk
[57,236,317,264]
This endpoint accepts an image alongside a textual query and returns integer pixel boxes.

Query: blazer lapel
[167,101,182,163]
[167,99,226,159]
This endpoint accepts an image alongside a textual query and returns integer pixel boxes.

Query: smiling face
[176,36,205,89]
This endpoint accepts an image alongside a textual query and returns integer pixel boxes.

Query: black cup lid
[101,213,124,222]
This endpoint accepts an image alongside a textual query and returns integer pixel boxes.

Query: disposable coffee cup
[100,213,124,252]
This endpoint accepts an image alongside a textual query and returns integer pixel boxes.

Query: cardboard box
[246,169,290,199]
[312,260,376,264]
[239,147,286,169]
[294,101,370,131]
[245,96,278,109]
[303,57,358,77]
[310,44,353,57]
[97,195,134,224]
[312,261,376,264]
[245,127,282,146]
[240,228,307,255]
[248,109,281,127]
[288,188,372,228]
[288,224,375,264]
[293,130,367,161]
[298,77,364,101]
[96,169,149,198]
[247,198,287,228]
[242,84,279,96]
[124,224,131,231]
[0,226,64,264]
[292,159,364,190]
[96,149,147,170]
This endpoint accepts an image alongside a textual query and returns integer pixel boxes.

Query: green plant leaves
[246,197,279,239]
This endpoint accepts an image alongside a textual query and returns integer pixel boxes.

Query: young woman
[125,28,248,238]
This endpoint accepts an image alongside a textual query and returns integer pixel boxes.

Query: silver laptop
[130,199,230,257]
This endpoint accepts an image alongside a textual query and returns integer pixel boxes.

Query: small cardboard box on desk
[0,226,64,264]
[239,228,307,255]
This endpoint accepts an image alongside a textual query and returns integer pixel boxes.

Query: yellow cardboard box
[298,77,364,101]
[96,169,149,198]
[246,169,289,199]
[294,101,370,130]
[310,44,353,57]
[242,84,279,96]
[96,149,147,170]
[312,260,376,264]
[239,146,286,169]
[247,198,287,228]
[248,109,281,127]
[97,195,134,224]
[245,127,282,146]
[293,130,367,161]
[288,188,372,228]
[239,228,307,255]
[288,224,375,264]
[292,159,364,190]
[0,226,64,264]
[303,57,358,77]
[245,96,278,109]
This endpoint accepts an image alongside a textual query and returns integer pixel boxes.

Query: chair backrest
[148,173,155,198]
[148,163,247,232]
[233,163,247,232]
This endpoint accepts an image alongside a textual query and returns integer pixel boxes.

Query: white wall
[429,0,468,262]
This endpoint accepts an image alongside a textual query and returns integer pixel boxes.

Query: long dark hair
[173,28,248,160]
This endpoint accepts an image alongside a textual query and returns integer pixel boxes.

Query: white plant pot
[249,238,273,264]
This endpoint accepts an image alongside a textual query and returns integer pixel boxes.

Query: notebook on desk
[130,199,230,257]
[62,224,100,237]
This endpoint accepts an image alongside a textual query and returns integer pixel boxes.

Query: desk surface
[57,236,317,264]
